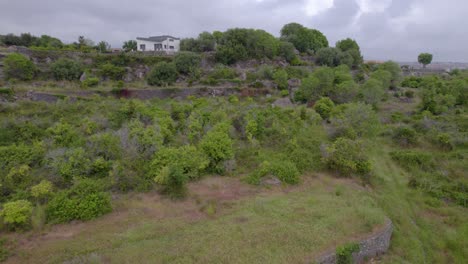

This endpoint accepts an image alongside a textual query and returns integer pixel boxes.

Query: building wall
[136,38,180,52]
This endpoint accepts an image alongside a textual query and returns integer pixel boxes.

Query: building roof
[136,35,180,42]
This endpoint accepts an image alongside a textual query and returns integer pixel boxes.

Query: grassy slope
[370,144,468,263]
[6,177,385,264]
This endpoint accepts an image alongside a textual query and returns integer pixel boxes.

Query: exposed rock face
[272,97,294,108]
[79,72,87,82]
[316,219,393,264]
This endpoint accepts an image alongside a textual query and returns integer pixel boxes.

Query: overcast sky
[1,0,467,62]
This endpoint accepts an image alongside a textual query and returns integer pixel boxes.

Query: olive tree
[418,53,433,68]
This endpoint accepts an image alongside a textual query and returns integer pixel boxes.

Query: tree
[51,58,83,81]
[361,78,386,106]
[96,41,111,53]
[314,97,335,119]
[418,53,433,68]
[280,23,328,53]
[278,41,297,62]
[378,61,402,87]
[122,40,137,52]
[336,38,363,67]
[147,62,178,86]
[3,53,37,81]
[316,47,341,67]
[174,52,201,74]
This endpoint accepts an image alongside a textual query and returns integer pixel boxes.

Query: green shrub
[247,160,300,185]
[404,90,415,98]
[31,180,54,203]
[0,200,33,230]
[47,121,82,147]
[434,133,453,150]
[0,238,9,262]
[46,179,111,223]
[314,97,335,119]
[174,52,201,74]
[392,126,418,147]
[280,90,289,97]
[330,103,380,139]
[278,41,297,62]
[98,63,126,80]
[147,62,178,86]
[50,58,83,81]
[401,76,423,88]
[3,53,36,81]
[0,142,45,172]
[200,125,234,173]
[273,69,288,90]
[148,145,209,181]
[390,150,433,171]
[271,161,300,184]
[88,132,121,160]
[336,243,360,264]
[49,147,91,185]
[81,77,99,87]
[360,78,385,106]
[323,138,371,177]
[154,165,187,198]
[209,64,238,80]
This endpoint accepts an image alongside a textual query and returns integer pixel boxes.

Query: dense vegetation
[0,25,467,263]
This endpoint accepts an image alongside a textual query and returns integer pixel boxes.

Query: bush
[273,69,288,90]
[0,200,33,230]
[209,64,238,80]
[390,150,433,171]
[247,160,300,185]
[200,125,234,173]
[148,145,209,181]
[3,53,36,81]
[98,63,126,80]
[323,138,372,177]
[278,41,297,62]
[360,78,385,106]
[330,103,380,138]
[31,180,54,203]
[316,47,341,67]
[392,126,418,146]
[51,58,83,81]
[147,62,178,86]
[271,161,300,184]
[0,142,45,173]
[46,179,111,223]
[336,243,360,264]
[174,52,201,74]
[401,76,423,88]
[314,97,335,119]
[153,165,187,198]
[81,77,99,87]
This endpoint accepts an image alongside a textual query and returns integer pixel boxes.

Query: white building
[136,35,180,53]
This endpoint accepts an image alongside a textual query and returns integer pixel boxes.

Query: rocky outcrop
[316,219,393,264]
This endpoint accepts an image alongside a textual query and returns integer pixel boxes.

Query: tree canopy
[280,23,328,53]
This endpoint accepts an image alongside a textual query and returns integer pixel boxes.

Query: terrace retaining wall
[315,219,393,264]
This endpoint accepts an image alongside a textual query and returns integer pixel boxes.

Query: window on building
[164,45,167,49]
[140,44,145,51]
[169,39,174,42]
[169,46,174,49]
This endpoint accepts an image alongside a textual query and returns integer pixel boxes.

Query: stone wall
[315,219,393,264]
[25,87,272,103]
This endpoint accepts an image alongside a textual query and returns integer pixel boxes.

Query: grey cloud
[0,0,466,62]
